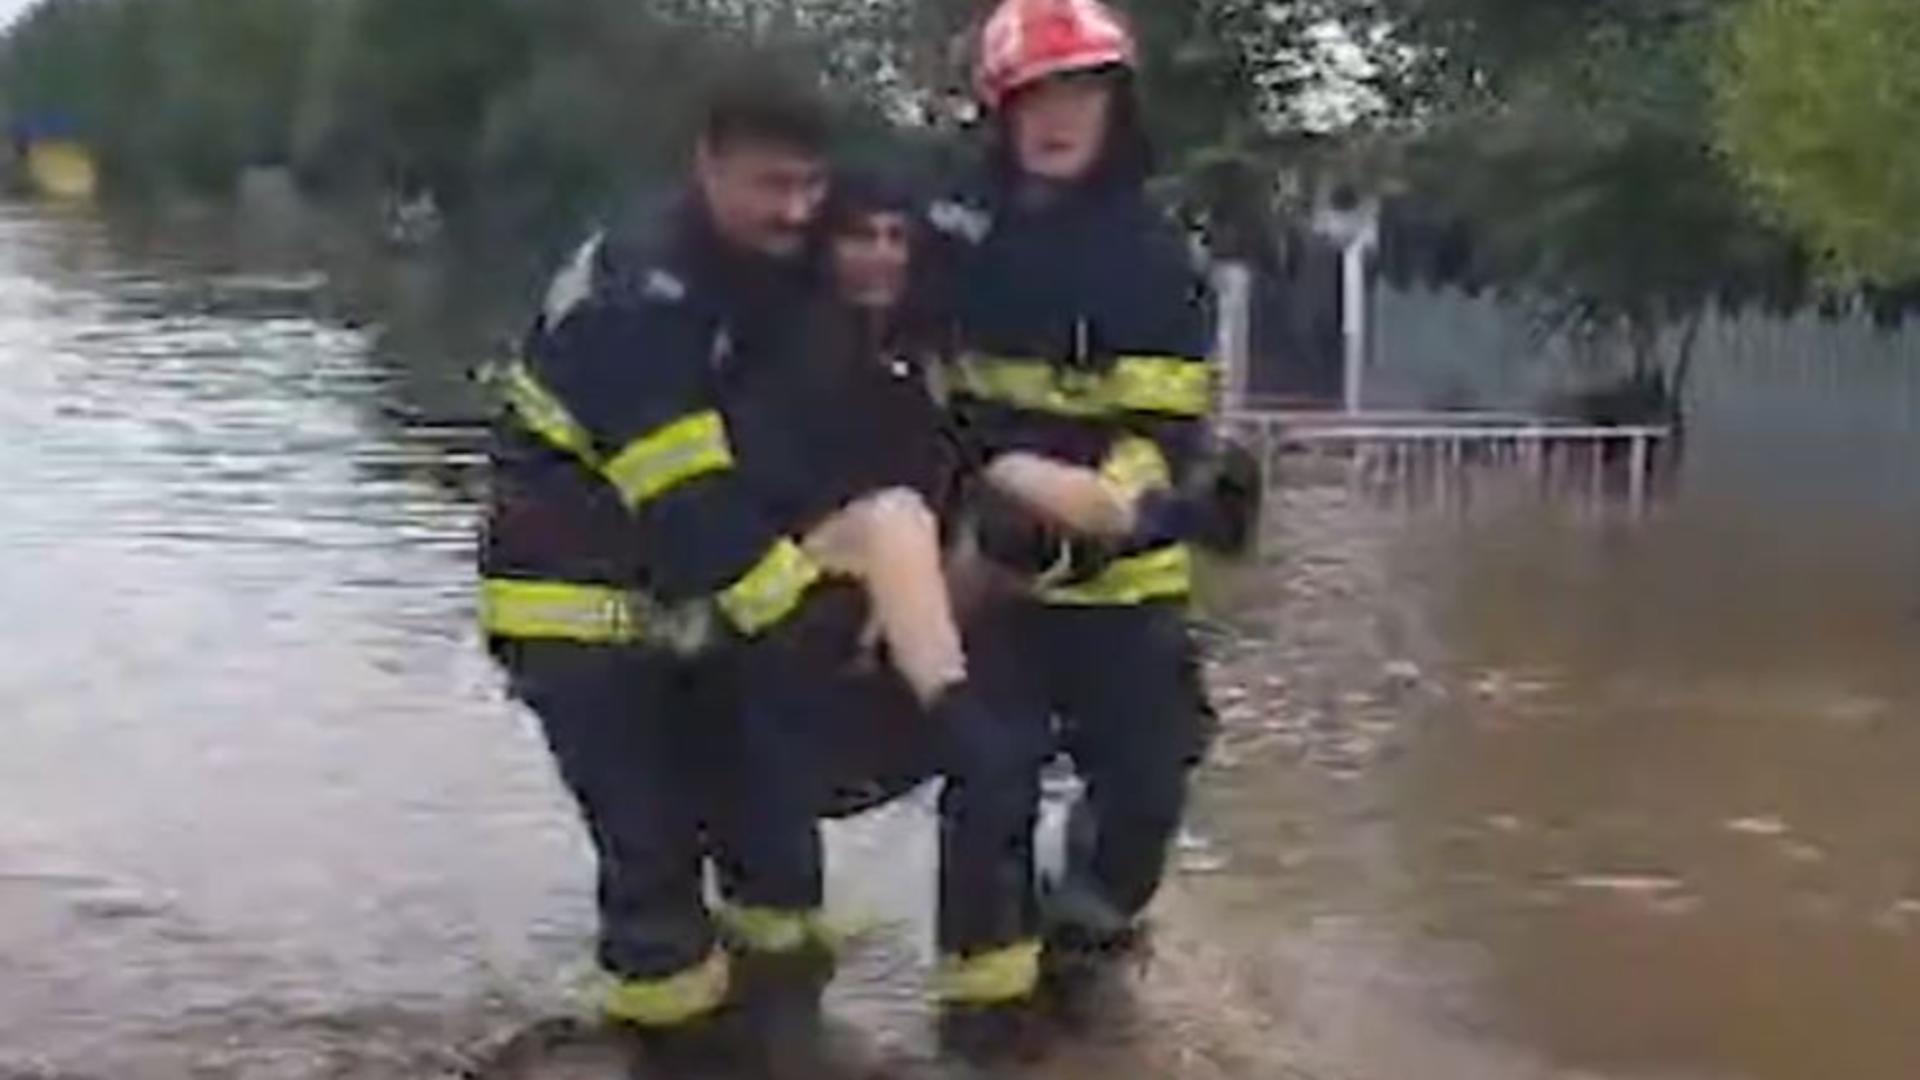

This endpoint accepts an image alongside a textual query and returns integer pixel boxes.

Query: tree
[2,0,320,195]
[1365,0,1811,410]
[1713,0,1920,285]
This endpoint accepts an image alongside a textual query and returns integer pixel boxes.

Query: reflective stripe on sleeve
[715,539,824,637]
[955,354,1213,420]
[497,360,598,460]
[1040,543,1193,607]
[601,410,735,510]
[479,579,640,644]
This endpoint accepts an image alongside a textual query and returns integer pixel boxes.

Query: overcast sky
[1,0,35,29]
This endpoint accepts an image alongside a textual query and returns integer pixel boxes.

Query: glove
[1193,438,1263,556]
[1124,440,1264,557]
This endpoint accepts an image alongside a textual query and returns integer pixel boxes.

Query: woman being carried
[761,170,1186,725]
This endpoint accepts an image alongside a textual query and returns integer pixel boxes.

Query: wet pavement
[3,203,1919,1079]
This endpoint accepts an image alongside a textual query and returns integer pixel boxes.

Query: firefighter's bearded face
[696,136,829,260]
[1009,71,1115,183]
[831,211,912,312]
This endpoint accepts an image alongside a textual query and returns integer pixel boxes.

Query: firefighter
[927,0,1236,1053]
[480,71,879,1076]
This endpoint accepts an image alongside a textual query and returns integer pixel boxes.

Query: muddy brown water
[2,204,1917,1079]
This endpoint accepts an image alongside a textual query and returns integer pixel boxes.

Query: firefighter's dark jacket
[480,196,833,647]
[932,174,1216,606]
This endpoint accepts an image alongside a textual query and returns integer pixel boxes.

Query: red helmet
[974,0,1138,112]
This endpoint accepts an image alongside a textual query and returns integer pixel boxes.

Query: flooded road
[2,202,1918,1079]
[0,204,584,1077]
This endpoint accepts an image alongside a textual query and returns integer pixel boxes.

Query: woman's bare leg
[982,453,1137,539]
[803,489,968,704]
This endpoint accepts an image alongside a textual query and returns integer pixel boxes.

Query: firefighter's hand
[1125,442,1264,557]
[1189,438,1263,556]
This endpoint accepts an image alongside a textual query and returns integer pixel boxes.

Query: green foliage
[4,0,318,194]
[1,0,905,231]
[8,0,1895,345]
[1373,0,1814,379]
[1713,0,1920,285]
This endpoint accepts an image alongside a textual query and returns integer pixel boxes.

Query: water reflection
[0,204,571,1076]
[1395,503,1920,1080]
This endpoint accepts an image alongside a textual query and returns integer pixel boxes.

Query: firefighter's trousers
[937,599,1208,1004]
[501,640,825,1026]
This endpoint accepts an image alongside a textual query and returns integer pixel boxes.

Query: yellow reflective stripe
[956,357,1103,418]
[1107,355,1214,417]
[1042,543,1193,606]
[603,950,730,1028]
[480,579,640,644]
[934,941,1042,1005]
[1098,435,1173,503]
[715,904,835,955]
[498,361,597,460]
[956,355,1213,420]
[601,410,734,510]
[716,539,823,637]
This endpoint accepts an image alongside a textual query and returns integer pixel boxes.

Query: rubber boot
[1039,910,1154,1038]
[623,1011,755,1080]
[731,949,887,1080]
[936,999,1053,1072]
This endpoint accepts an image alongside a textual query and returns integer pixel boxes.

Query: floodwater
[2,202,1918,1080]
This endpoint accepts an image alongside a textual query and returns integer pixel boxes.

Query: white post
[1629,432,1651,515]
[1342,240,1369,415]
[1314,192,1380,417]
[1212,260,1254,422]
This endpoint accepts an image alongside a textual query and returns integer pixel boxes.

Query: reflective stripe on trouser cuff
[716,539,824,636]
[1041,544,1193,607]
[715,904,836,955]
[480,579,639,644]
[935,941,1042,1006]
[956,355,1213,419]
[602,410,735,509]
[496,361,597,460]
[1098,435,1172,504]
[603,950,731,1028]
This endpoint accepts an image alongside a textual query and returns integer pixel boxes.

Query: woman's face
[1010,72,1114,182]
[831,210,912,312]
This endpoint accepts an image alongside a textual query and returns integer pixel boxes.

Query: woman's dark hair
[823,168,921,236]
[819,167,945,347]
[987,66,1154,192]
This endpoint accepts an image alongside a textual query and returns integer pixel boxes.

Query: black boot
[1038,917,1154,1038]
[623,1012,756,1080]
[936,998,1053,1071]
[731,949,886,1080]
[1037,878,1156,1038]
[936,991,1059,1068]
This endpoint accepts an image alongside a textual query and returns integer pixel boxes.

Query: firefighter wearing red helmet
[974,0,1138,110]
[928,0,1223,1063]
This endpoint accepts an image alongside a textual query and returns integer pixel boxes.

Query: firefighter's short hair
[699,63,832,157]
